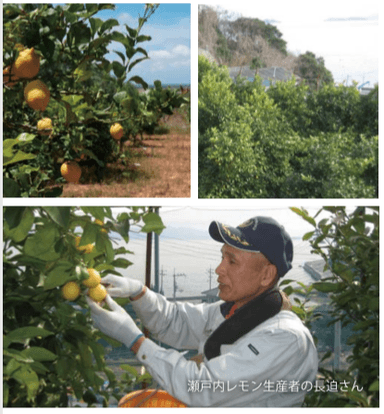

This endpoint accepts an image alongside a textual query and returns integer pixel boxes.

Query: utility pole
[159,266,166,295]
[207,266,214,290]
[154,207,160,293]
[173,269,186,299]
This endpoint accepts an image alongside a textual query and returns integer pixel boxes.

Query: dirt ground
[61,111,190,198]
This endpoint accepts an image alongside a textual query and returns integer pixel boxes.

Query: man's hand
[101,274,144,299]
[86,294,144,349]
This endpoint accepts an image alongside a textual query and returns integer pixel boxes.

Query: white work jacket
[132,289,318,407]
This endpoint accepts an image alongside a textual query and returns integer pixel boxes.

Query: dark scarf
[204,288,283,360]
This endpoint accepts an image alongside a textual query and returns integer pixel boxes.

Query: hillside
[198,5,333,87]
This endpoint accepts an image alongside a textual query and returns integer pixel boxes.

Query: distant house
[359,86,374,96]
[200,287,220,303]
[228,65,300,87]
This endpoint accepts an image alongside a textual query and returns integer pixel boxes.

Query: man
[86,216,318,407]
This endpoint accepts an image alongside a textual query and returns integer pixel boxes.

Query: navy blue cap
[209,216,293,278]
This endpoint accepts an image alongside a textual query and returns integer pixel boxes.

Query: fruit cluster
[61,268,107,303]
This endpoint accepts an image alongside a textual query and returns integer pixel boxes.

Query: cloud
[117,12,137,28]
[148,44,190,69]
[325,14,379,22]
[148,44,189,58]
[150,50,172,59]
[172,44,190,56]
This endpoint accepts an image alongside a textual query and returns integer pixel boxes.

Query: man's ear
[261,263,278,288]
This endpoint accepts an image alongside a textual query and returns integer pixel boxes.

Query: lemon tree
[3,3,190,197]
[198,55,378,198]
[3,206,166,407]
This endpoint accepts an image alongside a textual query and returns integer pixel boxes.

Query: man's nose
[215,260,225,276]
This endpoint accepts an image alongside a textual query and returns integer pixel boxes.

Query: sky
[204,0,380,86]
[84,3,191,86]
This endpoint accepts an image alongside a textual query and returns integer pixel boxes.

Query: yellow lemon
[24,79,50,111]
[37,117,53,136]
[110,123,124,140]
[75,236,94,254]
[95,219,108,233]
[3,66,19,87]
[83,268,101,288]
[88,284,107,302]
[12,47,40,79]
[60,161,82,183]
[62,281,81,301]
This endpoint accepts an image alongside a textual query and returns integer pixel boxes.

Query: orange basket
[118,389,187,408]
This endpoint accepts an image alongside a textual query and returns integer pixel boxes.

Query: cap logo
[238,218,258,231]
[222,224,250,246]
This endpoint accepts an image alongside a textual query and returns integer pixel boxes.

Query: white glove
[86,294,144,349]
[101,274,144,298]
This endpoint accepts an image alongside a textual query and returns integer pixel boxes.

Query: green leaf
[4,207,35,242]
[23,224,61,261]
[3,177,21,197]
[3,382,9,406]
[104,238,115,263]
[4,207,27,229]
[112,61,126,78]
[44,261,74,290]
[3,149,36,166]
[5,327,54,346]
[22,347,57,362]
[15,365,40,402]
[368,297,379,311]
[100,18,119,34]
[4,348,34,363]
[120,364,139,378]
[303,230,315,241]
[136,35,151,43]
[128,56,149,72]
[81,222,99,245]
[89,17,104,36]
[81,207,106,221]
[290,207,316,227]
[313,282,340,292]
[128,75,148,90]
[43,207,71,228]
[113,218,130,242]
[368,379,379,392]
[111,258,132,269]
[141,212,165,235]
[113,91,128,104]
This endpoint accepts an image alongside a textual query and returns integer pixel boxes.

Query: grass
[61,110,190,198]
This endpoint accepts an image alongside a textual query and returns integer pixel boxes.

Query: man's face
[215,244,274,308]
